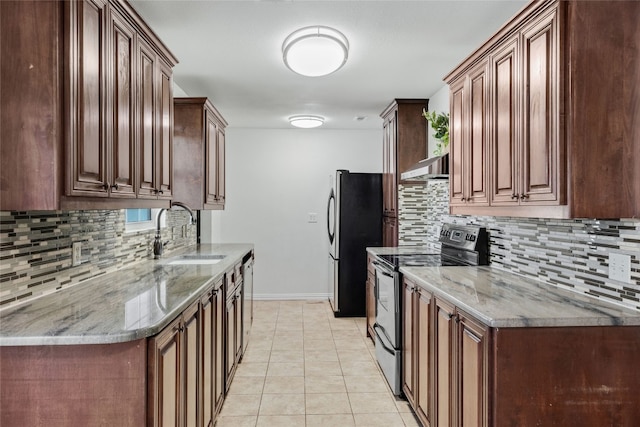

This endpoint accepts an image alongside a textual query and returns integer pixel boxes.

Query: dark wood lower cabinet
[148,300,201,427]
[225,278,243,392]
[403,279,433,427]
[366,254,376,341]
[0,340,147,426]
[0,276,239,427]
[402,278,640,427]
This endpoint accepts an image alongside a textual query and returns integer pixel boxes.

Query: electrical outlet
[308,212,318,223]
[609,253,631,283]
[72,242,82,267]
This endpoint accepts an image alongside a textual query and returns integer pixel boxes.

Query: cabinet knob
[460,197,466,202]
[511,193,518,200]
[111,183,119,190]
[520,193,529,200]
[102,182,110,190]
[154,188,164,195]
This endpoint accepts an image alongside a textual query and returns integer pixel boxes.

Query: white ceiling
[130,0,528,130]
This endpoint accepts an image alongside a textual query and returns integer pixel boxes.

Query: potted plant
[422,109,449,156]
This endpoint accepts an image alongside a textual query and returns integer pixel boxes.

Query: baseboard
[253,293,330,301]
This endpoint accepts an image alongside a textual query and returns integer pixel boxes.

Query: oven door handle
[373,323,391,351]
[374,332,396,356]
[372,261,394,277]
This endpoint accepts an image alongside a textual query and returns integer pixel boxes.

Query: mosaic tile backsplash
[398,182,640,311]
[0,210,197,309]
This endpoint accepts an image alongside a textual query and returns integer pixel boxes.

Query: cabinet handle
[460,197,466,202]
[153,188,164,195]
[111,183,119,190]
[520,193,529,200]
[511,193,518,200]
[102,182,110,190]
[455,315,461,324]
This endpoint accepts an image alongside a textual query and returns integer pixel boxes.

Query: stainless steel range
[372,224,489,395]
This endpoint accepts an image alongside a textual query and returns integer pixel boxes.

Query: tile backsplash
[0,209,196,309]
[398,182,640,311]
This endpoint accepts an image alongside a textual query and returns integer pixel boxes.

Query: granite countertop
[401,265,640,328]
[0,244,253,346]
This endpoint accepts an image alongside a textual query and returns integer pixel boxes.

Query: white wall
[426,85,450,156]
[201,128,382,299]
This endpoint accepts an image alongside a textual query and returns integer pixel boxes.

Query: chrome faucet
[154,201,196,258]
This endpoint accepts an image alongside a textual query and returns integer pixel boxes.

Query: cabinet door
[382,114,397,216]
[416,288,432,425]
[382,216,398,247]
[216,127,226,207]
[67,0,109,197]
[205,114,218,205]
[467,61,489,206]
[156,60,173,199]
[149,317,182,427]
[490,35,520,205]
[201,290,214,427]
[137,38,157,198]
[225,293,236,391]
[402,280,415,406]
[457,311,488,427]
[183,301,200,427]
[366,271,376,340]
[108,9,136,197]
[520,7,560,204]
[449,77,466,206]
[214,284,225,413]
[434,298,455,427]
[235,285,243,361]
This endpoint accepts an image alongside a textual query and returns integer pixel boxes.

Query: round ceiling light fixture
[289,115,325,128]
[282,26,349,77]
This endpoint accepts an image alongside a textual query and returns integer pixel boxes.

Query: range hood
[400,153,449,181]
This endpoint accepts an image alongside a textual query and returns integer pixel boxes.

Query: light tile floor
[217,300,421,427]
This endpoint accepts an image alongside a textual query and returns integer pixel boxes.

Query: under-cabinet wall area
[0,210,196,308]
[398,182,640,311]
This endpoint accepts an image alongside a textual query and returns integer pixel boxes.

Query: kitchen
[1,0,640,426]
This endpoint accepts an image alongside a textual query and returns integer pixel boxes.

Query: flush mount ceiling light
[282,26,349,77]
[289,115,325,128]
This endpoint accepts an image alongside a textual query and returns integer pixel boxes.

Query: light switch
[72,242,82,266]
[609,253,631,283]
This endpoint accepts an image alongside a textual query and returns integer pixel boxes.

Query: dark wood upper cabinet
[173,98,228,210]
[0,0,177,211]
[110,8,137,198]
[380,99,427,246]
[449,59,489,208]
[445,0,640,219]
[66,0,110,198]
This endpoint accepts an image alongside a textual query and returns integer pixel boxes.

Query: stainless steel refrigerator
[327,170,382,317]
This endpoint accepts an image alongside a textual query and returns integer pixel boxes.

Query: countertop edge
[400,266,640,328]
[0,244,254,346]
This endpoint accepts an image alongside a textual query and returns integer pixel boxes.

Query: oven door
[374,324,402,395]
[373,260,399,348]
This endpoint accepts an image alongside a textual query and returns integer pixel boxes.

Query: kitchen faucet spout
[154,201,196,258]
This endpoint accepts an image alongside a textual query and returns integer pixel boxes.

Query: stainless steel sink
[167,254,226,265]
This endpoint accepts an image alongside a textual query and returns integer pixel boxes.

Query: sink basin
[167,254,226,265]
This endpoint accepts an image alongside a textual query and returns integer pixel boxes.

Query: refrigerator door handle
[327,189,335,245]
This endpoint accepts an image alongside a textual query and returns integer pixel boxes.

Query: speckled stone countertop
[401,266,640,328]
[0,244,253,346]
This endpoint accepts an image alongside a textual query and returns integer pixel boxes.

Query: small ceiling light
[282,26,349,77]
[289,115,325,128]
